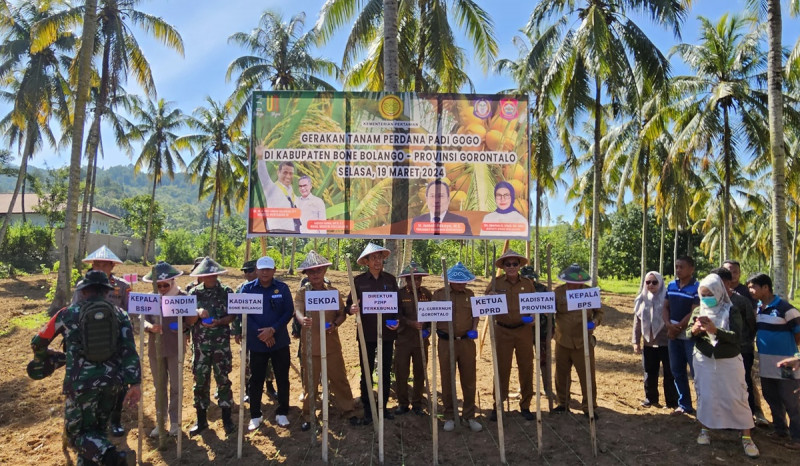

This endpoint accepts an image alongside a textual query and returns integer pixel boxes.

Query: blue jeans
[668,338,695,412]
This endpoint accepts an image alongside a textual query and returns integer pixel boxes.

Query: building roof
[0,193,121,220]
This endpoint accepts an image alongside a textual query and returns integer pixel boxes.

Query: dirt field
[0,264,796,465]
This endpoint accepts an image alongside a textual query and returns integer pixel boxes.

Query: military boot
[189,409,208,437]
[100,447,127,465]
[221,407,235,435]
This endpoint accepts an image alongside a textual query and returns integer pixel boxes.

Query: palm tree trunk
[214,193,222,257]
[0,130,35,246]
[144,176,157,265]
[673,227,679,271]
[659,218,666,276]
[790,204,798,300]
[20,175,26,223]
[79,113,101,261]
[722,105,732,261]
[86,150,99,237]
[589,80,603,286]
[52,0,99,311]
[383,0,403,275]
[768,0,789,296]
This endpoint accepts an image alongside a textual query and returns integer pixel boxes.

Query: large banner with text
[248,91,529,240]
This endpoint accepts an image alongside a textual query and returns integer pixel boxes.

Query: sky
[11,0,800,224]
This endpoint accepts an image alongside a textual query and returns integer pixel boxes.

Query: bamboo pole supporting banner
[137,315,144,465]
[582,309,598,456]
[237,315,247,459]
[345,257,378,434]
[177,315,184,459]
[377,313,384,464]
[320,306,329,463]
[440,258,459,428]
[409,276,435,463]
[545,245,554,411]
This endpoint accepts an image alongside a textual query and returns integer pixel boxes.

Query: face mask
[701,296,718,308]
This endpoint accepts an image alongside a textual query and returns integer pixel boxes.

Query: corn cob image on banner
[248,91,529,240]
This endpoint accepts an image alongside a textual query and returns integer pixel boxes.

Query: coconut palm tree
[495,29,563,272]
[178,98,246,258]
[226,10,339,129]
[528,0,687,285]
[128,97,187,263]
[669,14,771,264]
[0,0,74,247]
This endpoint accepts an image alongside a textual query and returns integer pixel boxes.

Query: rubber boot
[189,409,208,437]
[101,447,126,466]
[221,407,235,435]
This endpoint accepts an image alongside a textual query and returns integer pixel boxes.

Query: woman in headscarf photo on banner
[480,181,527,236]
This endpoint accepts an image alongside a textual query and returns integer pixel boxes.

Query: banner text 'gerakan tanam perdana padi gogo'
[247,91,529,240]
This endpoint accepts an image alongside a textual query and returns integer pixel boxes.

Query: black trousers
[250,347,290,418]
[359,340,394,418]
[643,345,678,407]
[742,352,757,414]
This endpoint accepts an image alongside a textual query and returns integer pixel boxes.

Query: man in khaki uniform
[486,250,536,421]
[553,263,603,418]
[435,262,482,432]
[395,262,433,416]
[295,251,359,431]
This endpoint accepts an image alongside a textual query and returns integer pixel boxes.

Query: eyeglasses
[645,280,658,285]
[495,193,511,200]
[503,262,519,267]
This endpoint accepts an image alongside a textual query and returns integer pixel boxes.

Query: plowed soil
[0,265,795,465]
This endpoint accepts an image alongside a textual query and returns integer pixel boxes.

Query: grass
[598,277,642,295]
[0,310,50,337]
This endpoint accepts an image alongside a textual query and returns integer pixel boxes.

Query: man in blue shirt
[662,256,699,415]
[748,273,800,448]
[239,256,295,430]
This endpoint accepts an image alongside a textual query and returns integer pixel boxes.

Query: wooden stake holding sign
[566,287,602,457]
[345,257,378,435]
[471,287,509,464]
[226,293,263,459]
[303,283,316,447]
[409,279,434,465]
[545,245,554,411]
[440,257,459,429]
[362,290,398,465]
[160,294,197,457]
[128,290,161,465]
[418,299,453,465]
[304,288,340,462]
[518,290,556,455]
[149,269,168,452]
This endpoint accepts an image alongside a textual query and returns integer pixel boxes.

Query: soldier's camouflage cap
[27,349,66,380]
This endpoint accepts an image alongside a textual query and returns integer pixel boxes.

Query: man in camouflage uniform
[394,261,433,416]
[72,245,131,437]
[184,257,206,294]
[30,270,141,465]
[186,257,236,436]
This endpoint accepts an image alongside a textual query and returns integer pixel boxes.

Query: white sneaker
[169,423,180,437]
[149,426,160,438]
[248,416,262,431]
[443,420,455,432]
[275,414,290,427]
[697,429,711,445]
[468,419,483,432]
[742,436,759,458]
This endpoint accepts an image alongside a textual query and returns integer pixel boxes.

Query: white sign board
[128,292,161,316]
[362,292,398,314]
[418,301,453,322]
[227,293,264,315]
[566,287,602,311]
[161,295,198,317]
[470,295,509,317]
[519,292,556,314]
[305,290,340,312]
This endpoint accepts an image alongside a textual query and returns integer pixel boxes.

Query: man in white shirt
[257,160,301,232]
[296,175,327,234]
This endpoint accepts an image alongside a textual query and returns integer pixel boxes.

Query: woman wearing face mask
[480,181,528,236]
[688,274,759,458]
[632,272,678,409]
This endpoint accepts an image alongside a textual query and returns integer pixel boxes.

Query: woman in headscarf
[142,261,188,437]
[689,274,759,458]
[632,271,678,409]
[480,181,527,236]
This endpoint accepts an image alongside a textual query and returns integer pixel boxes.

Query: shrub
[158,229,197,265]
[0,223,55,272]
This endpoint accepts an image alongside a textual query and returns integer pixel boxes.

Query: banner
[248,91,530,239]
